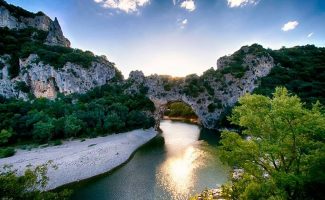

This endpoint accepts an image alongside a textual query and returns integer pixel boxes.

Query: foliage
[220,44,267,79]
[254,45,325,105]
[0,27,110,78]
[15,81,31,93]
[0,162,72,199]
[0,0,44,19]
[0,83,155,146]
[219,87,325,199]
[0,128,13,145]
[0,147,15,158]
[64,115,83,138]
[183,74,205,97]
[164,102,197,119]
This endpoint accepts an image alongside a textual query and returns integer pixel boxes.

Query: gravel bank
[0,128,157,190]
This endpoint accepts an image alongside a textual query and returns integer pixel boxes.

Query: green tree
[33,120,54,143]
[0,128,13,145]
[219,87,325,199]
[64,114,83,138]
[0,162,71,199]
[104,112,125,133]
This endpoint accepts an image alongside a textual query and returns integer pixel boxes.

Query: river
[70,120,229,200]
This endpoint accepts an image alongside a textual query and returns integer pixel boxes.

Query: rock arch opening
[163,101,199,124]
[150,98,202,130]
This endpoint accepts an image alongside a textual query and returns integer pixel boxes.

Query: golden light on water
[157,145,206,199]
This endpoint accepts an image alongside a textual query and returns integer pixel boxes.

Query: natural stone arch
[127,48,275,129]
[150,97,201,129]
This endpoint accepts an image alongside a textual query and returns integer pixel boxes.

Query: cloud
[180,0,196,12]
[281,21,299,32]
[177,18,188,29]
[307,32,314,38]
[227,0,259,8]
[94,0,150,13]
[182,19,188,25]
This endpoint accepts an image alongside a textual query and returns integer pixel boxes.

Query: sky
[5,0,325,77]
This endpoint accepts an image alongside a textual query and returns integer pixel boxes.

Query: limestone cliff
[126,45,275,129]
[0,54,118,99]
[0,0,275,129]
[0,0,70,47]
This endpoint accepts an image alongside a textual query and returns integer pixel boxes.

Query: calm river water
[70,120,229,200]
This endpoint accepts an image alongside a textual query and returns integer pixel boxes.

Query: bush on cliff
[0,27,111,78]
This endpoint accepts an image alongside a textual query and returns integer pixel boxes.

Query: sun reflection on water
[157,145,206,199]
[156,120,207,199]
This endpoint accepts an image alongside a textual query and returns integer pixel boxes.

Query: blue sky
[6,0,325,77]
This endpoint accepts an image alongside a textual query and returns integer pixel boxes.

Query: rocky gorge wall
[126,47,275,129]
[0,45,274,129]
[0,0,275,129]
[0,0,70,47]
[0,54,118,99]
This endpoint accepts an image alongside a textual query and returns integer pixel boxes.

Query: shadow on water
[198,128,221,146]
[66,120,228,200]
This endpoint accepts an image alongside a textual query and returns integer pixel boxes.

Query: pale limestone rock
[0,54,117,99]
[0,4,70,47]
[127,52,274,129]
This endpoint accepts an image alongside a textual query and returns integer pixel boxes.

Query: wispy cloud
[178,18,188,29]
[307,32,314,38]
[180,0,196,12]
[94,0,150,13]
[281,21,299,32]
[227,0,259,8]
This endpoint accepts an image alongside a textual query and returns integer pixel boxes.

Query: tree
[0,128,13,145]
[33,120,54,143]
[0,162,71,199]
[104,112,125,133]
[64,114,83,138]
[219,87,325,199]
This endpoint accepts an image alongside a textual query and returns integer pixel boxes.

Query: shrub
[15,81,30,93]
[0,147,15,158]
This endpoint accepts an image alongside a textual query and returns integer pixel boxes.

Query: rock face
[45,17,70,47]
[0,1,70,47]
[0,54,118,99]
[127,48,275,129]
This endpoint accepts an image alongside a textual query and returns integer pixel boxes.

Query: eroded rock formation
[0,54,118,99]
[0,0,70,47]
[126,47,275,129]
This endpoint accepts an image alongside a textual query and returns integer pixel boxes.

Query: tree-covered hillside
[254,45,325,105]
[0,83,155,158]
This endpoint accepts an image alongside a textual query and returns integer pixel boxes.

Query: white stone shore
[0,128,157,190]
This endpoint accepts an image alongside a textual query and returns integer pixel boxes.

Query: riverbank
[163,116,199,124]
[0,128,158,191]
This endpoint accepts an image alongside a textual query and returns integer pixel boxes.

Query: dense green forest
[255,45,325,105]
[0,83,155,158]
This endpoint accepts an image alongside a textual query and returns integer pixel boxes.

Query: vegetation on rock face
[218,87,325,200]
[164,102,197,119]
[0,0,45,19]
[0,27,114,78]
[0,83,155,151]
[220,44,268,79]
[0,162,71,199]
[254,45,325,105]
